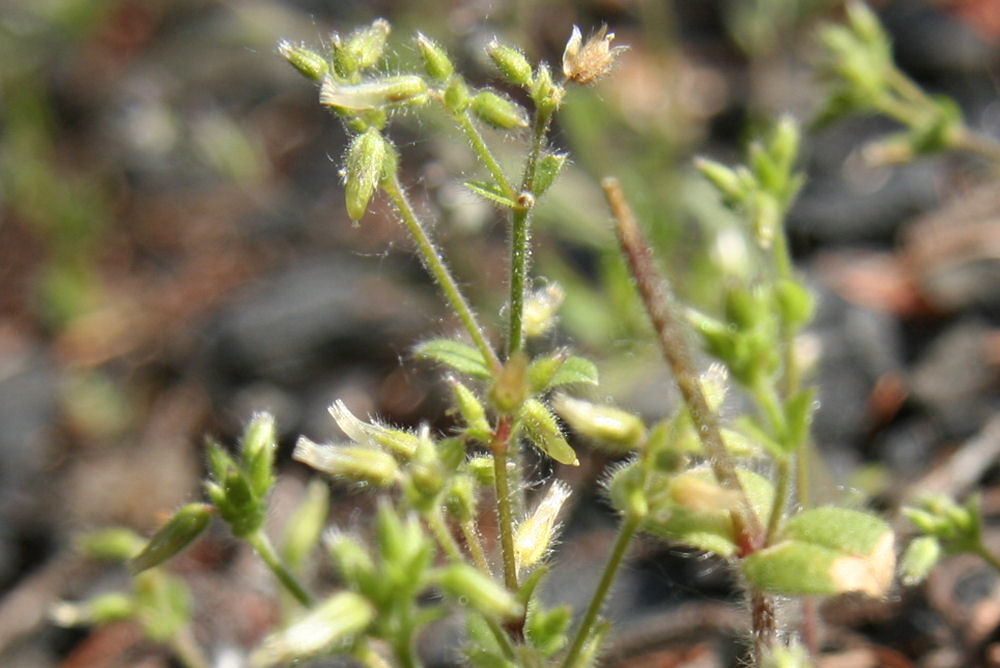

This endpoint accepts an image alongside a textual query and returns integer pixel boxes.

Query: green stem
[247,530,313,607]
[561,515,640,668]
[491,417,519,592]
[382,173,501,372]
[507,107,554,357]
[455,112,517,199]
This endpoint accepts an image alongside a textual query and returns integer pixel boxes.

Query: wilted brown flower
[562,25,627,85]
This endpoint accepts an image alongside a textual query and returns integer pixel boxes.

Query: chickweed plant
[55,3,1000,667]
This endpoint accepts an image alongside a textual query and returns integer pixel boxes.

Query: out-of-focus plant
[62,9,1000,667]
[815,0,1000,166]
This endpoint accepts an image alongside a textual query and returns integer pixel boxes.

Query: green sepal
[415,338,492,379]
[214,468,265,538]
[128,503,213,575]
[518,398,579,466]
[464,180,518,209]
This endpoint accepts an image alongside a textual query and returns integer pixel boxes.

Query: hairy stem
[247,530,313,607]
[561,515,640,668]
[603,177,763,549]
[382,173,501,373]
[491,417,519,592]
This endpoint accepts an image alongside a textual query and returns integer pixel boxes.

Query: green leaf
[464,180,518,209]
[548,356,599,389]
[415,339,492,379]
[744,506,896,597]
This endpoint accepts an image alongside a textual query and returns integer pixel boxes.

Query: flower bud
[277,41,329,81]
[281,478,330,572]
[446,475,477,521]
[489,352,529,414]
[77,528,145,561]
[326,529,376,591]
[468,455,496,486]
[242,412,277,496]
[518,398,579,466]
[128,503,213,574]
[769,115,800,172]
[514,481,571,571]
[448,378,491,440]
[250,592,374,667]
[329,399,419,459]
[471,90,529,129]
[333,18,391,77]
[437,563,523,620]
[294,437,400,487]
[552,395,645,453]
[562,25,627,86]
[900,535,941,586]
[695,157,744,202]
[487,40,533,87]
[531,63,564,114]
[415,32,453,81]
[444,77,471,113]
[343,128,387,222]
[321,75,428,113]
[522,283,564,339]
[50,593,135,627]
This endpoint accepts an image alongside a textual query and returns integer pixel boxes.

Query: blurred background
[1,0,1000,665]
